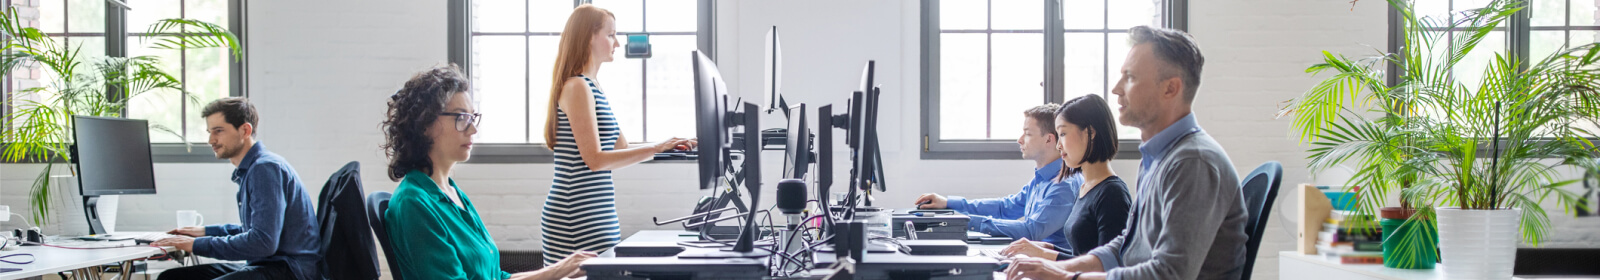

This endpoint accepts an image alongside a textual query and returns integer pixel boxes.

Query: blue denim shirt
[947,158,1080,248]
[193,142,321,280]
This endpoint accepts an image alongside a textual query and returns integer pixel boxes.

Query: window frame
[1384,0,1601,156]
[447,0,716,164]
[0,0,249,163]
[919,0,1187,160]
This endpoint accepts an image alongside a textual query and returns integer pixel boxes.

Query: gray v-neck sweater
[1086,130,1250,280]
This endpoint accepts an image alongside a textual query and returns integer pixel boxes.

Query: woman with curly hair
[538,4,694,265]
[381,65,593,280]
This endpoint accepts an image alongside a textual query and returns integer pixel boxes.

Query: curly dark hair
[381,64,471,182]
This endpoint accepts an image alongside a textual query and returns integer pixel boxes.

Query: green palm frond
[143,18,242,57]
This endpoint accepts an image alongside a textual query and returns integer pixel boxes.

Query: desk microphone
[776,179,809,270]
[776,179,808,228]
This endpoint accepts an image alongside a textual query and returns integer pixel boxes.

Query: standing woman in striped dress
[540,4,694,266]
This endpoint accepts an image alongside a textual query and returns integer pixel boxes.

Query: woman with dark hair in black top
[1001,94,1131,261]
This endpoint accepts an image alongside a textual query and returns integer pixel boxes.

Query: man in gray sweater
[1004,25,1248,280]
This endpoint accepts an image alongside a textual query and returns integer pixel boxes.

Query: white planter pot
[1435,207,1520,280]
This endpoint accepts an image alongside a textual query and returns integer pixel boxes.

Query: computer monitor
[763,26,785,114]
[816,104,835,203]
[862,86,885,192]
[72,116,157,196]
[692,50,729,191]
[686,50,769,258]
[783,103,809,179]
[71,115,158,235]
[847,60,875,149]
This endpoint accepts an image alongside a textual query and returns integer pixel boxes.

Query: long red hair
[544,4,615,149]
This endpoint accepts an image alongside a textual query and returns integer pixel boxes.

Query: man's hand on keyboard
[152,236,196,252]
[1001,238,1060,261]
[168,226,205,237]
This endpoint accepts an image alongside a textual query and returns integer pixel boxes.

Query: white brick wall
[1,1,1594,280]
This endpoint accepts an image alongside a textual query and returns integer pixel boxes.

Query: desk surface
[0,238,170,280]
[607,230,1011,279]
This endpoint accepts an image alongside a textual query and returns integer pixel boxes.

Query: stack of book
[1316,210,1383,264]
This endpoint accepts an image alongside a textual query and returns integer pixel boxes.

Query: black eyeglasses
[439,112,482,132]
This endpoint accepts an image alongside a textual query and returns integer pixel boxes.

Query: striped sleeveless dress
[540,75,622,266]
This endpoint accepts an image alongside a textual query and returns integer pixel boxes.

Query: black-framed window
[921,0,1185,159]
[125,0,242,143]
[13,0,245,144]
[449,0,713,163]
[1391,0,1598,131]
[4,0,245,164]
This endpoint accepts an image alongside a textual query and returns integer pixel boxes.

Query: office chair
[1240,161,1283,280]
[366,191,402,280]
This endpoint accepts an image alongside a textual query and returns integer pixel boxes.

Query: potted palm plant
[0,7,241,226]
[1280,0,1599,278]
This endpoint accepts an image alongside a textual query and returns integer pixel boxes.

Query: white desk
[0,236,177,280]
[610,230,1013,278]
[1278,251,1595,280]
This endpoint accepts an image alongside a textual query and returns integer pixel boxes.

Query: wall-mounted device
[625,34,651,58]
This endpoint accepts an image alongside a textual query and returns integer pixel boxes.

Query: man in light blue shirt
[915,104,1082,248]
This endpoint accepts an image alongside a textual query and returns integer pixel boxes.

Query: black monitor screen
[72,116,157,196]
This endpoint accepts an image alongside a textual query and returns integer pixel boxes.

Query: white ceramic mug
[176,210,204,228]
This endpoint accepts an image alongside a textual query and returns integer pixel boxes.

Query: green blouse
[385,170,511,280]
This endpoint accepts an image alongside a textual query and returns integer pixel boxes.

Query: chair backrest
[1239,161,1282,280]
[366,191,402,280]
[316,161,379,280]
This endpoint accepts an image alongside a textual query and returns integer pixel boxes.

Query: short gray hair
[1127,25,1205,102]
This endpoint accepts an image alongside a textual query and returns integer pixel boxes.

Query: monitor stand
[83,195,111,236]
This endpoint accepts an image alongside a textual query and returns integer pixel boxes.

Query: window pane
[644,35,695,142]
[1107,0,1158,30]
[528,36,560,144]
[1063,33,1105,98]
[185,0,230,27]
[990,34,1043,139]
[940,0,988,30]
[531,0,573,33]
[1413,0,1451,22]
[1106,33,1139,139]
[1452,30,1505,91]
[1530,0,1566,27]
[38,0,64,33]
[1531,30,1565,61]
[473,0,525,33]
[126,40,184,143]
[1063,0,1106,30]
[645,0,696,33]
[991,0,1042,30]
[184,47,230,142]
[597,57,644,142]
[128,0,181,33]
[68,0,104,33]
[1574,30,1599,46]
[938,33,987,140]
[1577,0,1599,26]
[592,0,643,33]
[473,36,527,144]
[69,36,106,77]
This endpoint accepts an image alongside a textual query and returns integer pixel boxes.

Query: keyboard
[134,233,181,244]
[979,249,1006,260]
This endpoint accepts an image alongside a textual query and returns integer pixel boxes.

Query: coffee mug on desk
[177,210,204,228]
